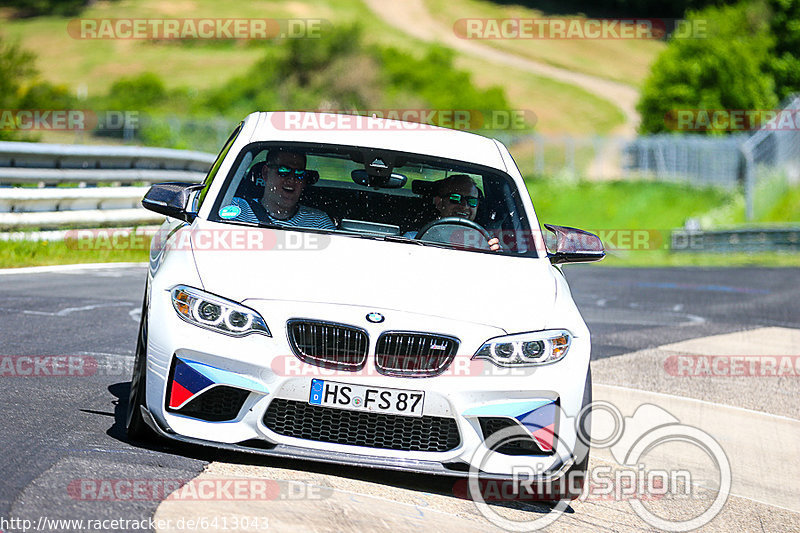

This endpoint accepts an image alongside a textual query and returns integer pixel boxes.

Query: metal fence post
[741,142,755,221]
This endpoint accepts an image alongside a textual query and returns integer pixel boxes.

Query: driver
[229,149,335,230]
[406,174,500,251]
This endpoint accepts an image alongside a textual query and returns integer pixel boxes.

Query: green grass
[525,177,800,267]
[0,239,148,268]
[425,0,664,87]
[3,232,797,269]
[526,178,733,230]
[692,174,800,228]
[2,0,356,93]
[1,0,625,135]
[456,54,625,134]
[759,177,800,223]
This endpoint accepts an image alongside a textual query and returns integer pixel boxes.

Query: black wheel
[126,295,154,441]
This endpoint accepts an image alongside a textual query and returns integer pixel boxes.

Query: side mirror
[142,182,203,223]
[544,224,605,264]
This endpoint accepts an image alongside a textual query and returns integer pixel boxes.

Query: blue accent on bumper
[179,357,270,394]
[462,399,554,419]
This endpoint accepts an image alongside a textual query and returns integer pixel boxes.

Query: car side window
[195,122,243,211]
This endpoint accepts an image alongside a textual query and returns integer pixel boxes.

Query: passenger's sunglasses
[447,193,479,208]
[267,164,310,180]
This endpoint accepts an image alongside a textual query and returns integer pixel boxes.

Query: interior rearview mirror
[351,169,408,188]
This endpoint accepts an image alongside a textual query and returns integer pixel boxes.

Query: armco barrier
[671,227,800,253]
[0,141,214,229]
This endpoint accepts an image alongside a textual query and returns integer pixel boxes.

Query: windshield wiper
[383,234,426,246]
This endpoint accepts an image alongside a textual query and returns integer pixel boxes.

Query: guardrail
[671,227,800,253]
[0,141,214,229]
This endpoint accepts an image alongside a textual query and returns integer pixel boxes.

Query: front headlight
[170,285,271,337]
[472,329,571,367]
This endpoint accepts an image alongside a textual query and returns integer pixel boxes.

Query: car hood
[189,220,557,332]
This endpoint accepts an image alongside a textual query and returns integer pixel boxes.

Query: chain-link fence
[502,94,799,221]
[740,95,800,220]
[69,100,800,222]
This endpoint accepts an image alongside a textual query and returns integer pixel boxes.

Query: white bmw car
[128,112,604,496]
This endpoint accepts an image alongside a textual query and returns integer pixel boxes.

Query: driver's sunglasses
[448,193,479,208]
[267,164,309,180]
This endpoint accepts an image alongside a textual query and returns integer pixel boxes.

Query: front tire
[554,367,592,500]
[126,297,154,441]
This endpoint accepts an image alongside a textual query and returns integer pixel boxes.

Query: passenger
[230,149,335,230]
[407,174,500,251]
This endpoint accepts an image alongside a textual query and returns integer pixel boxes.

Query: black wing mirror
[142,182,203,223]
[544,224,605,264]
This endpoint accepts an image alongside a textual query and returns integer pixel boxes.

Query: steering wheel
[415,217,494,250]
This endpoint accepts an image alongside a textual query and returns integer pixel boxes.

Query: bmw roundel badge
[366,312,385,323]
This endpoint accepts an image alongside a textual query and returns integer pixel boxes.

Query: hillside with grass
[0,0,649,136]
[424,0,665,88]
[2,0,797,268]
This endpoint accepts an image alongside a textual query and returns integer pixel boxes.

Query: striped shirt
[229,197,335,230]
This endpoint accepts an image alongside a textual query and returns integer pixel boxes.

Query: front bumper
[141,405,574,480]
[144,291,591,479]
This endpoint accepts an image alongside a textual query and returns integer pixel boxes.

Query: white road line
[0,262,147,275]
[77,351,134,358]
[19,301,135,317]
[595,382,799,423]
[591,451,799,514]
[594,382,800,512]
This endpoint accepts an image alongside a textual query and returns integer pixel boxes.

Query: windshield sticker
[219,205,241,219]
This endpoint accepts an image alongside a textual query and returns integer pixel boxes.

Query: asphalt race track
[0,263,798,532]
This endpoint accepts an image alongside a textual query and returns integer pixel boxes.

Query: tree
[0,37,37,140]
[0,37,36,108]
[0,0,88,17]
[637,1,777,134]
[766,0,800,100]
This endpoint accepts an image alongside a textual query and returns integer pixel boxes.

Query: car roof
[241,112,509,172]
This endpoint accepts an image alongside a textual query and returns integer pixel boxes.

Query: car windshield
[208,142,537,256]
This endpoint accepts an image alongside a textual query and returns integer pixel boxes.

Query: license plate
[308,379,425,417]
